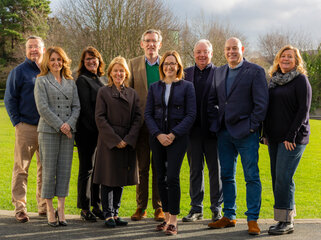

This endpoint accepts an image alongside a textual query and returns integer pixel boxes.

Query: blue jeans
[217,129,261,221]
[268,141,306,210]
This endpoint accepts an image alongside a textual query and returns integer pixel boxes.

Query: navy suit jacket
[184,63,216,135]
[208,60,268,139]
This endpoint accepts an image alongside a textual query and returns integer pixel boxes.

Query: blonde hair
[269,45,307,77]
[106,56,131,87]
[38,46,73,79]
[159,50,184,80]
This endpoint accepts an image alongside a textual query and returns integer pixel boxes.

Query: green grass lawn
[1,101,320,219]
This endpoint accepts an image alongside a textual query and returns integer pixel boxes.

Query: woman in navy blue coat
[144,50,196,235]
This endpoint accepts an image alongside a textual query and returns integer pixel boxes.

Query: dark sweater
[76,69,104,135]
[264,73,312,144]
[4,58,40,126]
[193,64,211,126]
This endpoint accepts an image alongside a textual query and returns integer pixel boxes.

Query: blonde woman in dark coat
[93,56,142,228]
[34,47,80,227]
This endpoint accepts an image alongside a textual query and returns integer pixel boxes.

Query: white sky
[50,0,321,49]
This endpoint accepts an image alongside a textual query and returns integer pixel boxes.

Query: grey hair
[193,39,213,52]
[26,36,45,47]
[141,29,162,43]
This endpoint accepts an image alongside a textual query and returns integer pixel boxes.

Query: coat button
[57,97,59,100]
[66,106,69,108]
[58,114,60,116]
[58,106,60,108]
[66,114,69,116]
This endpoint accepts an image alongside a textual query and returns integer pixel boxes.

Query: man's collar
[145,56,160,66]
[195,63,212,71]
[228,59,244,69]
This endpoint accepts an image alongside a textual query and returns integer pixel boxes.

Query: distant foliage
[302,47,321,113]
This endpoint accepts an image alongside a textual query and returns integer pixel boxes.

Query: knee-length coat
[93,84,142,187]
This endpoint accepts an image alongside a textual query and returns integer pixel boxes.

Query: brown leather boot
[154,208,165,221]
[248,220,260,235]
[131,208,147,221]
[208,216,236,229]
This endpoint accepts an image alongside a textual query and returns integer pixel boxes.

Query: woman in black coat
[75,46,105,221]
[144,50,196,235]
[263,45,312,235]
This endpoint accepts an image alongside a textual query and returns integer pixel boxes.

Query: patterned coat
[93,85,142,187]
[34,72,80,133]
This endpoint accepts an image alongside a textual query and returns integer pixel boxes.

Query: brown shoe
[131,208,147,221]
[248,220,260,235]
[15,212,29,223]
[156,221,168,231]
[208,216,236,229]
[165,224,177,235]
[154,208,165,221]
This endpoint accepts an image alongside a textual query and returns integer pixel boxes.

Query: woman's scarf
[269,69,300,89]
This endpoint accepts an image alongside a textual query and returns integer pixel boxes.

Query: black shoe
[268,222,294,235]
[81,210,97,222]
[56,210,68,226]
[114,217,128,226]
[48,221,58,227]
[182,210,203,222]
[92,208,105,220]
[105,218,116,228]
[212,211,222,222]
[269,221,283,230]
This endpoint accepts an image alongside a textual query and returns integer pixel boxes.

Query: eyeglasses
[163,62,177,67]
[27,45,42,50]
[84,57,98,62]
[143,39,159,44]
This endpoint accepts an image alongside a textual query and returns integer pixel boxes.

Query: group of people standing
[4,28,311,236]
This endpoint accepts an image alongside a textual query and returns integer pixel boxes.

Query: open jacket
[208,60,268,139]
[144,80,196,138]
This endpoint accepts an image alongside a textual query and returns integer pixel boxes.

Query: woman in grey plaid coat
[34,47,80,227]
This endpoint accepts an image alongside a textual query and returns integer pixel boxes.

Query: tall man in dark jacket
[207,37,268,235]
[4,36,47,222]
[183,39,223,222]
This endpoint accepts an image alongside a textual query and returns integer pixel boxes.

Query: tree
[0,0,50,61]
[257,29,313,65]
[302,46,321,112]
[178,13,246,67]
[53,0,180,68]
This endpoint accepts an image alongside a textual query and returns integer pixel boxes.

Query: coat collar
[223,59,250,99]
[47,72,70,99]
[110,84,129,103]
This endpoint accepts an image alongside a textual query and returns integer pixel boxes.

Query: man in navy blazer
[207,37,268,235]
[182,39,223,223]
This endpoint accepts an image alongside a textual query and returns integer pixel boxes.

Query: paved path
[0,210,320,239]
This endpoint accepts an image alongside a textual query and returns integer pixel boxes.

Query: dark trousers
[187,126,223,213]
[75,132,100,210]
[150,135,187,215]
[136,123,161,210]
[101,185,124,218]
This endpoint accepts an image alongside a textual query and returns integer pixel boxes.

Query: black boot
[268,222,294,235]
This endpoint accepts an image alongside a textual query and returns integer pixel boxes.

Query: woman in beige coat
[93,56,142,228]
